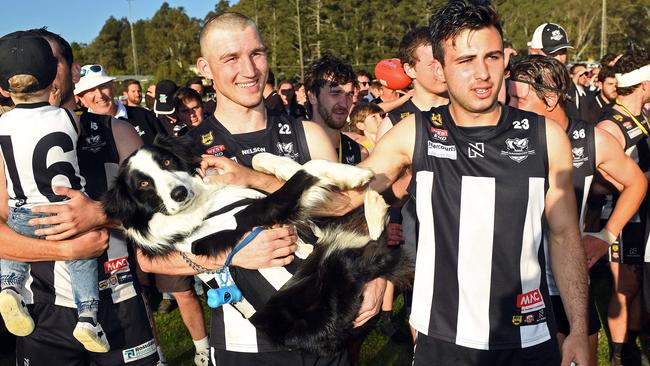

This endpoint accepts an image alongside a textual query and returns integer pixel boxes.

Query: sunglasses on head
[80,65,103,77]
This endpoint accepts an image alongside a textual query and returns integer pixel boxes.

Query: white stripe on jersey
[223,303,259,352]
[455,176,495,349]
[519,178,550,347]
[579,176,593,230]
[409,171,436,335]
[258,268,292,290]
[53,261,75,307]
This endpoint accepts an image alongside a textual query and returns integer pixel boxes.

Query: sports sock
[612,342,624,357]
[193,336,209,351]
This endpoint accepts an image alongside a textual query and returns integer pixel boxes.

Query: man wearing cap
[153,79,186,136]
[74,65,166,145]
[528,23,573,65]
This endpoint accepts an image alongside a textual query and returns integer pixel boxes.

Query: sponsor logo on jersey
[468,142,485,158]
[117,272,134,284]
[427,141,457,160]
[201,131,213,145]
[572,147,588,168]
[122,338,157,363]
[82,134,107,153]
[104,256,129,274]
[501,138,535,163]
[109,274,118,286]
[431,128,448,141]
[206,145,226,155]
[430,113,443,126]
[516,288,545,313]
[241,146,266,155]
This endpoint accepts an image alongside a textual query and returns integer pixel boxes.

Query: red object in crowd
[374,58,411,90]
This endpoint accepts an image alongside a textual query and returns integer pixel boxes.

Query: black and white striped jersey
[23,112,139,308]
[190,116,311,353]
[546,119,596,296]
[408,104,553,350]
[0,103,85,208]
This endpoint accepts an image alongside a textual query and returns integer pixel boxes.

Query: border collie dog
[102,136,412,356]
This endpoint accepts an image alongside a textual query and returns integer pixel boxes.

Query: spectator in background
[368,81,383,103]
[75,64,165,145]
[347,102,384,153]
[356,69,373,103]
[585,66,617,123]
[567,63,594,122]
[154,79,185,136]
[527,22,573,64]
[278,80,306,118]
[145,84,156,110]
[174,87,207,127]
[263,69,283,114]
[186,76,216,114]
[122,79,143,107]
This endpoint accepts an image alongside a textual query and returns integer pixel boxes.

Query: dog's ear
[153,135,201,170]
[101,173,135,228]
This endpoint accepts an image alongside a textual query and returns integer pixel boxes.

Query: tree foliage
[74,0,650,84]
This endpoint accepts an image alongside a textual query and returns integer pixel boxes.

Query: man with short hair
[585,66,617,124]
[567,63,593,122]
[527,23,573,64]
[74,66,165,145]
[356,69,372,102]
[203,3,590,365]
[123,79,143,107]
[509,55,646,366]
[186,76,215,114]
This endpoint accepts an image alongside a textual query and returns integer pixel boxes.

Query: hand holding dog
[353,277,387,328]
[230,226,298,269]
[201,155,284,192]
[30,187,107,240]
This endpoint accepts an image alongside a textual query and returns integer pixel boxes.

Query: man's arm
[583,127,648,267]
[302,121,337,161]
[544,119,589,365]
[596,119,626,150]
[136,226,298,275]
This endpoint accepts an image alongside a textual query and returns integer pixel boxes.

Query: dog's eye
[139,180,150,189]
[163,159,172,167]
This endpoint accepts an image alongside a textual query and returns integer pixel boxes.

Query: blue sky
[0,1,217,44]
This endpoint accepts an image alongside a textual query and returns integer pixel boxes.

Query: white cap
[74,64,116,95]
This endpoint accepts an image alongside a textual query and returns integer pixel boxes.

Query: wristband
[583,228,617,246]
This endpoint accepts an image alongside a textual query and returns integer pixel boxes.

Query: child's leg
[67,259,110,353]
[0,208,39,336]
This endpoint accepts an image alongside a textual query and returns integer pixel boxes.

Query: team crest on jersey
[427,141,457,160]
[201,131,214,145]
[400,112,411,120]
[430,113,443,126]
[82,134,106,153]
[134,125,144,136]
[572,147,588,168]
[613,114,624,122]
[277,142,299,160]
[511,315,522,326]
[501,138,535,163]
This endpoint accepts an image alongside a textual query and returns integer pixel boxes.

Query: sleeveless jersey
[0,103,85,208]
[387,98,419,126]
[188,113,311,353]
[24,112,139,308]
[546,119,596,295]
[187,113,311,166]
[600,106,650,156]
[408,104,552,350]
[339,133,362,165]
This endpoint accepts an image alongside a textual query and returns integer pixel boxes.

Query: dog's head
[102,135,203,234]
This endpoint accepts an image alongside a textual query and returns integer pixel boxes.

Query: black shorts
[210,348,351,366]
[609,220,645,264]
[550,295,600,336]
[16,295,158,366]
[412,333,560,366]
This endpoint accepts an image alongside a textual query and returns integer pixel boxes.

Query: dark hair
[597,66,616,83]
[349,103,384,134]
[26,27,73,67]
[569,63,587,75]
[173,87,203,110]
[370,80,383,90]
[356,70,371,80]
[304,53,357,97]
[267,69,276,87]
[399,27,432,67]
[124,79,141,89]
[186,77,203,87]
[600,53,619,67]
[613,49,650,96]
[428,0,502,65]
[510,55,571,109]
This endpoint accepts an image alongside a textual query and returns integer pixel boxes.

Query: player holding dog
[204,2,590,365]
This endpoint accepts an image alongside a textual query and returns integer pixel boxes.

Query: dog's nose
[170,186,188,202]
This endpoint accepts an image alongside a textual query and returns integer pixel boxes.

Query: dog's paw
[252,153,302,181]
[295,241,314,259]
[364,189,389,240]
[302,160,374,189]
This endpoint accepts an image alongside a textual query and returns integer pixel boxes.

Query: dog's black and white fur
[102,136,412,356]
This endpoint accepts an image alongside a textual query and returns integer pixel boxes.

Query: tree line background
[72,0,650,86]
